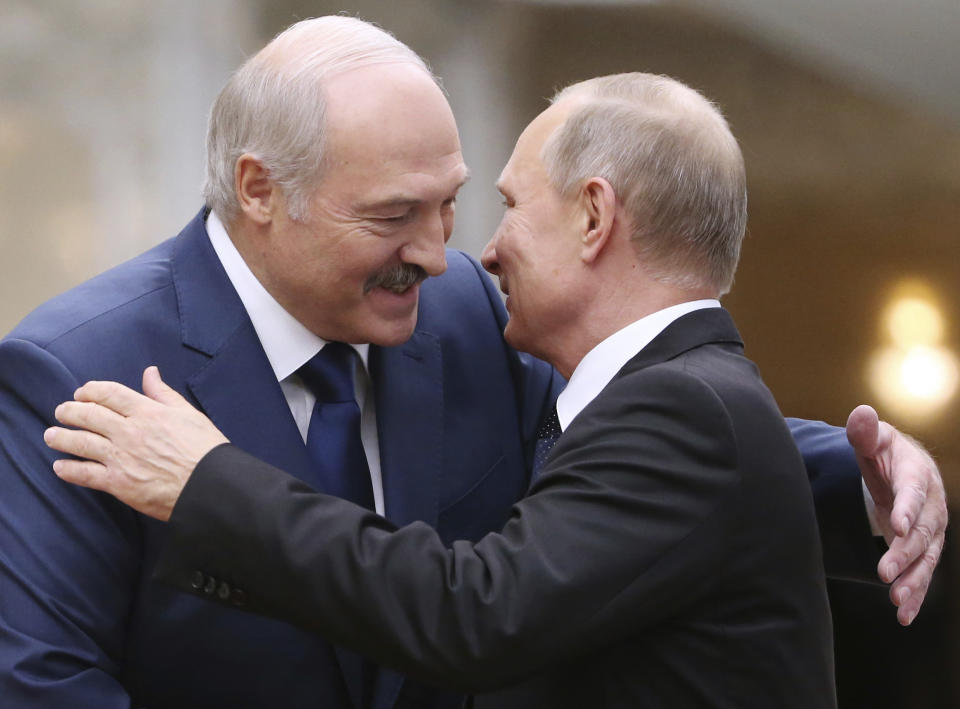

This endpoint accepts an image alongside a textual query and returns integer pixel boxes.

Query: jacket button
[190,571,205,590]
[203,576,217,595]
[217,581,231,600]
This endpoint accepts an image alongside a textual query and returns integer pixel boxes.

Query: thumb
[142,366,185,406]
[846,404,880,458]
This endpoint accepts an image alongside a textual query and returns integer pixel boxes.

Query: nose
[481,233,500,276]
[403,213,448,277]
[480,228,500,276]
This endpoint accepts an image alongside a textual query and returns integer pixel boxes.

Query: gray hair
[543,73,747,294]
[203,16,435,223]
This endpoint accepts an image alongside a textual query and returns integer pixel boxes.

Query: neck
[221,215,280,298]
[550,278,717,379]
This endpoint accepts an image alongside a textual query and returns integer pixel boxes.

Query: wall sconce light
[869,281,958,420]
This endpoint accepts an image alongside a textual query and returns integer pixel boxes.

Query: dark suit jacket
[0,209,559,708]
[154,308,837,708]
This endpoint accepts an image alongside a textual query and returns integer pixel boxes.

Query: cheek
[442,208,456,242]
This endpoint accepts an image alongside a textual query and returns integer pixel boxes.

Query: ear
[578,177,617,264]
[235,154,276,226]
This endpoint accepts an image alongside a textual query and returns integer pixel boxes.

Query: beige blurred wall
[0,0,258,332]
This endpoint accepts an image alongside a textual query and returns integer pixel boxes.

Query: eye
[380,210,415,225]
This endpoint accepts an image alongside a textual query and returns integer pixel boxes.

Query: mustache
[364,263,428,294]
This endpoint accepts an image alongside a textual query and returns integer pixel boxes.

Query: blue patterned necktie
[532,406,562,480]
[298,342,375,510]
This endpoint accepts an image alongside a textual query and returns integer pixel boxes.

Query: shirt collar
[555,299,721,431]
[205,210,370,381]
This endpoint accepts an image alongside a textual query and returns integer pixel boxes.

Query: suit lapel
[172,209,312,479]
[185,325,311,477]
[370,329,444,528]
[172,211,365,706]
[367,329,443,709]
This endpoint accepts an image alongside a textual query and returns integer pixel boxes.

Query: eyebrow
[357,172,472,213]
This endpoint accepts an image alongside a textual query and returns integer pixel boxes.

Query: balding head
[544,73,747,295]
[203,16,437,224]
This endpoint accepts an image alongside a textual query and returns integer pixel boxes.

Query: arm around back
[788,417,881,582]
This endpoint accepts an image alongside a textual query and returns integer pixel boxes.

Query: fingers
[887,529,944,626]
[53,400,126,438]
[50,458,109,491]
[879,515,936,582]
[847,406,898,512]
[888,470,927,538]
[890,430,946,536]
[845,404,880,454]
[142,366,187,407]
[44,425,113,463]
[74,380,151,416]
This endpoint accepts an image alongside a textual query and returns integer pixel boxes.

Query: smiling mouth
[379,283,416,295]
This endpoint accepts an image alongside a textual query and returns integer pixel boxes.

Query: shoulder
[415,249,511,354]
[418,250,504,324]
[561,360,740,481]
[560,341,786,478]
[591,356,737,434]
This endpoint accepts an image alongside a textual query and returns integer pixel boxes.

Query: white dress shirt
[556,300,722,432]
[206,211,385,513]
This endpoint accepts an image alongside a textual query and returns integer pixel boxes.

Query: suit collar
[557,300,722,430]
[624,306,743,372]
[172,208,250,357]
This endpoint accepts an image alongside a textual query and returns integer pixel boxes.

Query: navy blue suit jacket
[0,210,874,708]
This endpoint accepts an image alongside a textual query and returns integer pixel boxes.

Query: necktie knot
[299,342,357,403]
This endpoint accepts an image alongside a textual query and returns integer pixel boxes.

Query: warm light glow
[901,346,958,399]
[886,297,943,347]
[868,281,956,421]
[870,345,958,417]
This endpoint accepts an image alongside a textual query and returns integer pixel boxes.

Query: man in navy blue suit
[3,15,945,709]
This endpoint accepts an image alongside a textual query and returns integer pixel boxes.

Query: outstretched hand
[44,366,228,521]
[846,404,947,625]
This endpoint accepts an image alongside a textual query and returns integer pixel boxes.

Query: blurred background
[1,0,957,705]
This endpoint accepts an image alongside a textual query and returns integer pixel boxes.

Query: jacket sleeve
[154,368,741,693]
[0,338,140,708]
[787,417,881,583]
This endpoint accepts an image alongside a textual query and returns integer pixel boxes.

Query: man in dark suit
[45,73,940,706]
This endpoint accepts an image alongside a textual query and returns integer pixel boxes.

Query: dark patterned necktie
[298,342,375,509]
[532,406,562,480]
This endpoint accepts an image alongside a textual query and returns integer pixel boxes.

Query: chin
[362,315,419,347]
[503,321,530,356]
